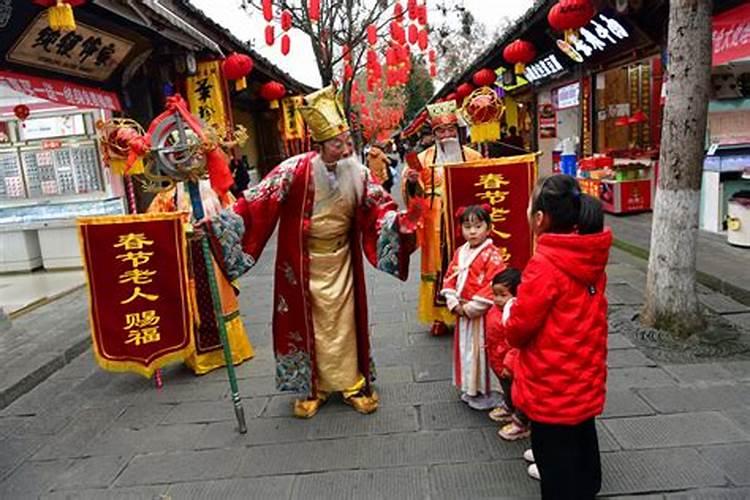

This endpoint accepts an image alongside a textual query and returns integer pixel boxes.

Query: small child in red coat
[503,177,611,499]
[441,204,506,410]
[485,268,530,441]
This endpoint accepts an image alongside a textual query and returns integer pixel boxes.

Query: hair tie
[455,206,466,219]
[480,203,492,213]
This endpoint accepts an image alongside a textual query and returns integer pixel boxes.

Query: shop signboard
[523,53,567,84]
[7,14,134,82]
[712,3,750,66]
[0,70,122,111]
[555,11,638,66]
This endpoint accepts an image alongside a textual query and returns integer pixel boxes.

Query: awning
[0,70,121,111]
[713,3,750,66]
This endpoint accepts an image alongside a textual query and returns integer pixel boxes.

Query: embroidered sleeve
[209,209,256,281]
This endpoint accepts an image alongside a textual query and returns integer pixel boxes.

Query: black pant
[530,418,601,500]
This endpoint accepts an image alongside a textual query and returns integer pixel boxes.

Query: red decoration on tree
[417,4,427,25]
[428,49,436,63]
[472,68,496,87]
[281,9,293,31]
[418,28,428,51]
[265,25,275,46]
[367,24,378,45]
[309,0,320,22]
[281,34,291,55]
[13,104,30,123]
[262,0,273,22]
[408,0,418,20]
[394,2,405,22]
[344,64,354,80]
[408,24,418,45]
[503,39,537,75]
[430,64,437,78]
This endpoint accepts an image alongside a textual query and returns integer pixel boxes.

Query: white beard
[312,154,365,208]
[435,137,463,165]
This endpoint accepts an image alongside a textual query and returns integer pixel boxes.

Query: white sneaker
[523,449,535,463]
[527,463,540,481]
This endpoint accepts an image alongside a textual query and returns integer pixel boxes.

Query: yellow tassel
[269,99,280,109]
[514,62,525,76]
[470,122,501,143]
[235,77,247,92]
[49,2,76,32]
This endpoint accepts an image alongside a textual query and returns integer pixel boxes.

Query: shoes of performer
[430,321,450,337]
[344,390,379,415]
[293,395,328,419]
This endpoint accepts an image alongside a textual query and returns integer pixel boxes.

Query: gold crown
[299,86,350,143]
[427,100,458,128]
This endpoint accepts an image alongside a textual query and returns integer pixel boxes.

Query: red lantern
[281,9,293,31]
[394,2,405,22]
[281,34,291,55]
[259,81,286,109]
[430,64,437,78]
[547,3,567,31]
[407,24,417,45]
[367,49,378,68]
[472,68,496,87]
[223,53,254,91]
[428,49,436,63]
[262,0,273,22]
[222,53,253,80]
[408,0,417,20]
[417,4,427,25]
[33,0,86,31]
[14,104,30,124]
[265,25,275,46]
[503,39,536,75]
[344,64,354,80]
[418,29,428,51]
[309,0,320,22]
[549,0,595,41]
[367,24,377,46]
[456,82,475,99]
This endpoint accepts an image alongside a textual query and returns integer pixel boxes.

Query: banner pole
[186,181,247,434]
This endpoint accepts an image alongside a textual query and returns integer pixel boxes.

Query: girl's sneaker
[523,448,535,463]
[489,405,513,423]
[527,463,540,481]
[497,420,531,441]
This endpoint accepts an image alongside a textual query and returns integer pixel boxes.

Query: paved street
[1,244,749,499]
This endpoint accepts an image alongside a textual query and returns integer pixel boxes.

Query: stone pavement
[1,242,749,499]
[606,213,750,305]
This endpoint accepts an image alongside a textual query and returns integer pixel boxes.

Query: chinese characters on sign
[712,3,750,66]
[474,173,513,262]
[556,13,630,64]
[443,158,537,271]
[186,61,229,135]
[78,214,192,378]
[281,96,305,141]
[524,54,565,84]
[0,70,122,111]
[7,15,134,82]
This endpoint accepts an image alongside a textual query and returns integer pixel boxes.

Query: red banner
[444,155,538,271]
[0,70,122,111]
[713,4,750,66]
[78,213,192,378]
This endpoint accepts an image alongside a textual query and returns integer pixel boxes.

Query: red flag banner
[78,213,193,378]
[443,154,538,270]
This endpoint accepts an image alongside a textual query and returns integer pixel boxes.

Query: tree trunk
[641,0,712,337]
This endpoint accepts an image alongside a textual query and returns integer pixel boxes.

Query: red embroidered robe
[215,152,415,397]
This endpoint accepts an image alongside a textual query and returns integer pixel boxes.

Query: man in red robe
[208,86,416,418]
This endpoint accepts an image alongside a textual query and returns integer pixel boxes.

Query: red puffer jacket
[505,229,612,425]
[486,306,519,377]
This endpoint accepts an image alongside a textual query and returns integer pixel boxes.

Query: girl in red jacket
[441,205,506,410]
[503,176,612,500]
